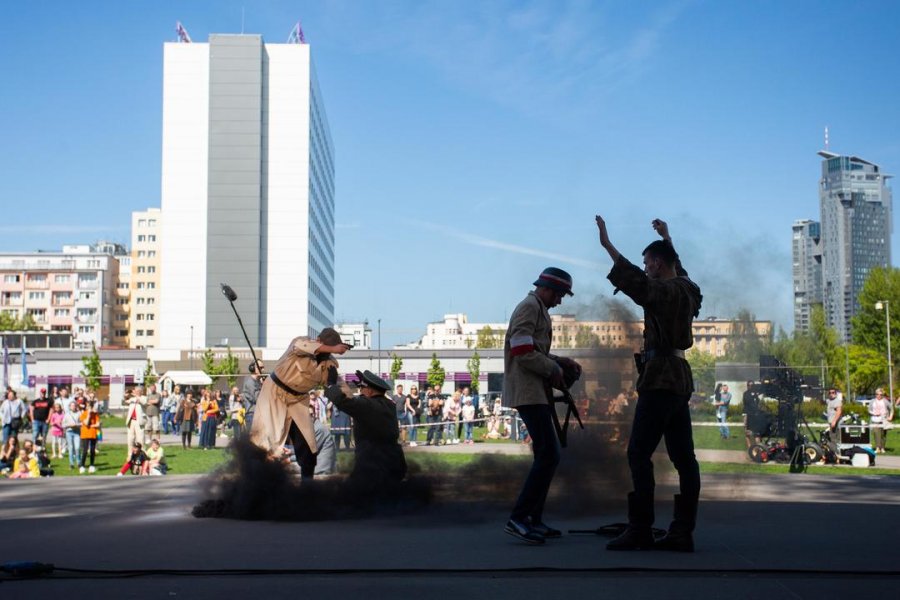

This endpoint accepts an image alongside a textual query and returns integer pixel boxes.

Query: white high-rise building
[159,33,335,351]
[792,219,822,333]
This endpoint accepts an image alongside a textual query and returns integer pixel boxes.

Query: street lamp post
[377,318,382,377]
[876,300,892,402]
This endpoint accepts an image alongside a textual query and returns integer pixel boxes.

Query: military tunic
[503,291,559,408]
[324,384,407,487]
[250,337,338,454]
[607,256,702,395]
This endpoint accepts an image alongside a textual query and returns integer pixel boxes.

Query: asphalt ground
[1,464,898,598]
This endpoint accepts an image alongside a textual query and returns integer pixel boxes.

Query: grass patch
[699,461,900,476]
[47,444,228,476]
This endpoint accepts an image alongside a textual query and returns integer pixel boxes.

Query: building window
[148,250,156,257]
[77,325,94,334]
[53,308,69,317]
[148,219,157,226]
[115,329,128,337]
[3,274,20,283]
[146,329,154,336]
[28,291,46,300]
[138,219,147,227]
[54,274,71,283]
[136,330,144,336]
[137,235,146,242]
[148,235,156,242]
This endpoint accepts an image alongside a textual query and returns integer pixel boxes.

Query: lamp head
[221,283,238,302]
[876,301,885,311]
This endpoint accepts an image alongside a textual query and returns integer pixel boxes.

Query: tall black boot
[654,494,697,552]
[606,492,655,551]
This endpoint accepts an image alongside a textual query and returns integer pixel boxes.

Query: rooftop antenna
[176,21,192,43]
[287,21,307,44]
[824,126,829,151]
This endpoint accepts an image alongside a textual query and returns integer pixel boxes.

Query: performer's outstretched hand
[327,366,339,386]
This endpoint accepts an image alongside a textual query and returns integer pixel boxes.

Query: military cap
[355,370,391,393]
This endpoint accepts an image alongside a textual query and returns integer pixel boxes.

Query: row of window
[135,265,157,274]
[136,234,157,243]
[136,219,158,227]
[135,250,157,258]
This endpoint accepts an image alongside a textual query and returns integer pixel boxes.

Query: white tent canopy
[158,370,212,387]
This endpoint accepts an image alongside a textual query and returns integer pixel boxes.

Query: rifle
[551,387,584,448]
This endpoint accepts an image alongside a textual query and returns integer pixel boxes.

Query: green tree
[390,353,403,383]
[426,353,446,389]
[467,351,481,393]
[0,313,41,331]
[686,349,716,397]
[845,344,885,396]
[79,343,103,393]
[220,347,239,388]
[201,348,218,388]
[851,266,900,352]
[475,326,502,349]
[143,359,158,387]
[574,326,600,348]
[724,308,772,363]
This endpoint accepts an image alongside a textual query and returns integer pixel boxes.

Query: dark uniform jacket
[607,255,702,395]
[324,385,407,485]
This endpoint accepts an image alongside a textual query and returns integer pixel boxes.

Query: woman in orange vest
[79,400,101,474]
[198,389,219,450]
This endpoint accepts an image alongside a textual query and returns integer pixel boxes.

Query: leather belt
[269,372,304,397]
[643,348,686,360]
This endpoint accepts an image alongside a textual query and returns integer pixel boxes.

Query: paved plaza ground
[2,454,898,599]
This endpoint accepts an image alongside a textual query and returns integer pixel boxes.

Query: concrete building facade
[818,151,893,341]
[130,208,162,348]
[159,33,335,352]
[792,219,823,332]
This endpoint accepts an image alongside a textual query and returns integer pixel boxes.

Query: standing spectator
[462,396,476,444]
[144,384,162,444]
[48,402,66,459]
[312,408,337,476]
[175,391,198,449]
[331,403,352,450]
[30,388,53,444]
[1,390,26,445]
[715,383,732,440]
[461,386,478,422]
[445,391,462,444]
[241,360,264,432]
[826,387,843,431]
[170,385,185,435]
[62,401,82,471]
[124,390,146,458]
[406,386,422,447]
[228,392,246,439]
[392,385,409,444]
[55,387,70,408]
[79,400,101,474]
[201,389,220,449]
[868,387,893,454]
[160,390,175,435]
[426,387,444,446]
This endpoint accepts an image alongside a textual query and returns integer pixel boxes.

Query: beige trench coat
[249,337,338,454]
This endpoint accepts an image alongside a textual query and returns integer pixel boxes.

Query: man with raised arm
[250,328,351,478]
[595,216,703,553]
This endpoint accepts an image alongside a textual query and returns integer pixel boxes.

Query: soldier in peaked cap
[250,328,351,478]
[325,370,407,490]
[502,267,582,545]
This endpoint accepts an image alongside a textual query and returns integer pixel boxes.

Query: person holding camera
[596,216,702,553]
[502,266,581,545]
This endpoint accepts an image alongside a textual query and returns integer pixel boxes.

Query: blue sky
[1,1,899,347]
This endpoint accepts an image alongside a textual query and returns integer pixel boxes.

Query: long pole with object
[220,283,263,372]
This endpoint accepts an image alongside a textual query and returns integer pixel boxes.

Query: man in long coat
[250,328,351,477]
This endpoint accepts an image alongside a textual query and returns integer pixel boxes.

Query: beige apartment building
[0,244,123,349]
[129,209,162,348]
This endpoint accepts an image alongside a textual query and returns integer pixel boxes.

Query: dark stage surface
[1,473,898,598]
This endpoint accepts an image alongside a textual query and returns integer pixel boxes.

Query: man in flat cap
[503,267,582,545]
[596,216,702,552]
[325,370,407,491]
[250,328,351,478]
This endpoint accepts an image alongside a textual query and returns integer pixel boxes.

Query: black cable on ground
[3,562,900,582]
